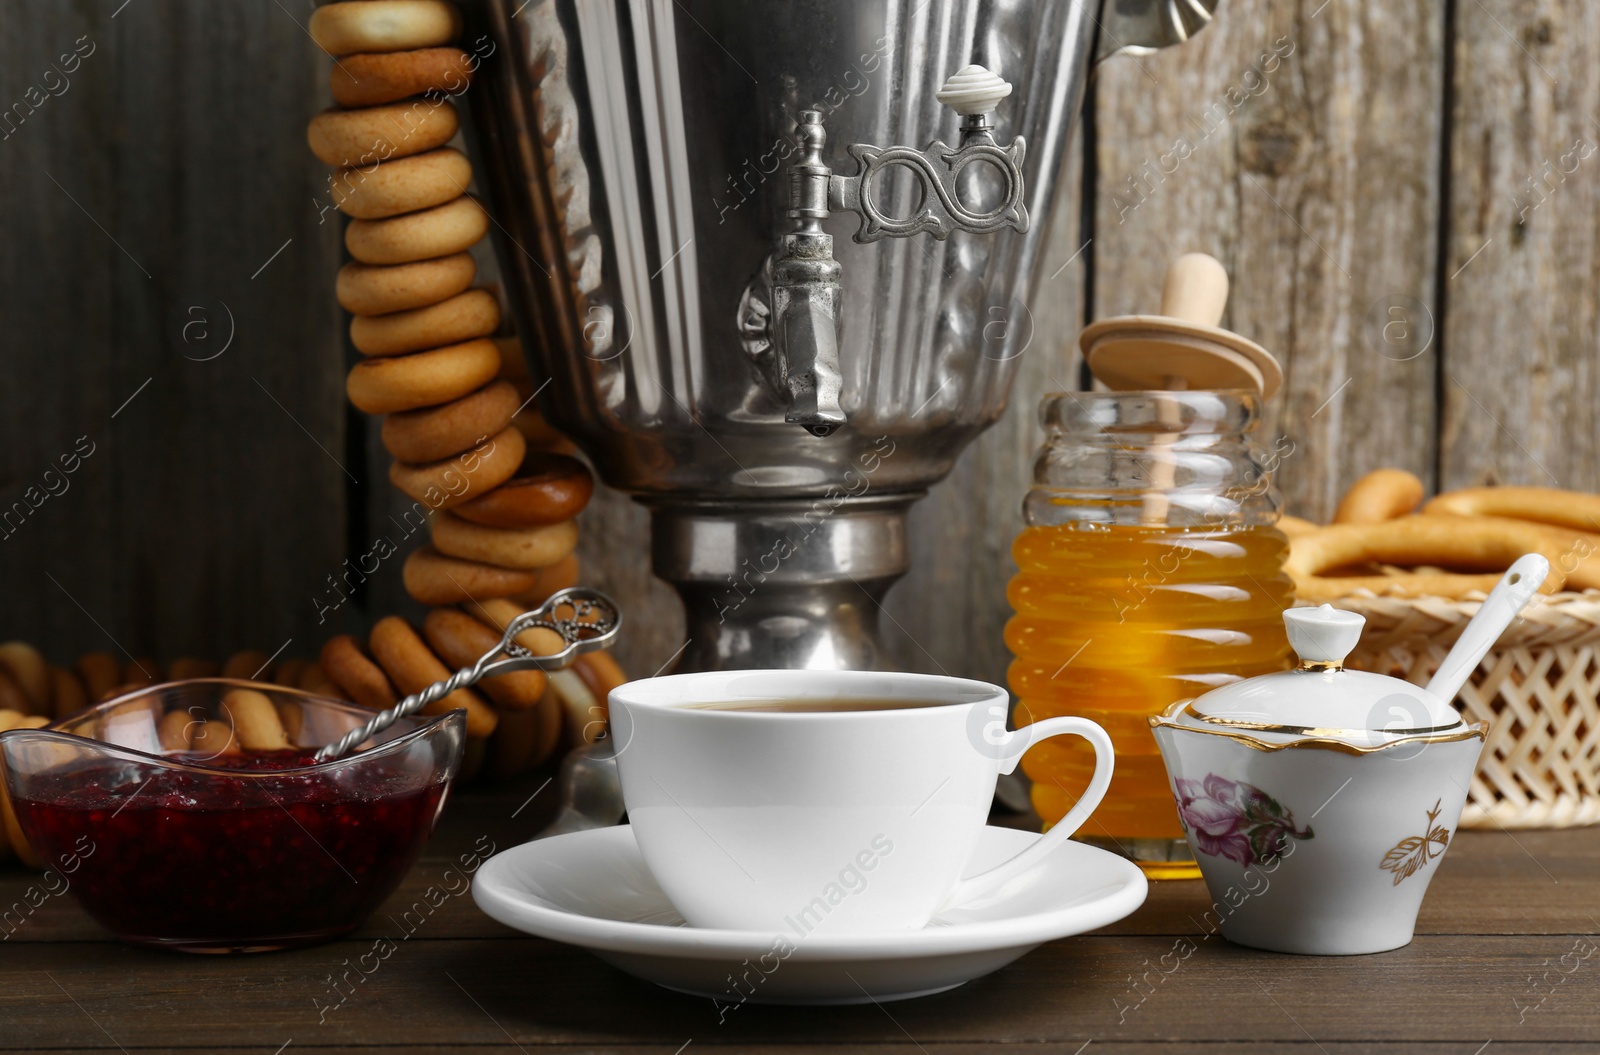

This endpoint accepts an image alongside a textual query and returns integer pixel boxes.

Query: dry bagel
[1287,516,1567,602]
[338,253,477,317]
[345,195,490,265]
[122,658,160,687]
[49,665,87,720]
[452,452,593,528]
[299,668,348,702]
[221,650,272,681]
[1516,521,1600,592]
[167,657,221,680]
[422,607,547,711]
[513,405,574,452]
[157,710,194,752]
[347,337,502,415]
[75,653,121,702]
[1332,469,1425,524]
[0,642,48,713]
[431,513,579,571]
[1423,486,1600,535]
[273,658,311,689]
[1278,515,1320,537]
[508,552,581,606]
[309,1,462,56]
[0,718,46,865]
[389,424,525,509]
[403,545,543,605]
[368,615,498,738]
[382,380,522,464]
[220,689,292,751]
[486,704,545,780]
[1420,513,1600,593]
[331,147,471,220]
[351,288,500,357]
[330,47,475,108]
[319,635,399,711]
[470,598,571,659]
[0,670,29,717]
[573,651,627,707]
[307,98,459,168]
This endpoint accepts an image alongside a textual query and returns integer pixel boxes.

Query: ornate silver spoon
[313,587,622,762]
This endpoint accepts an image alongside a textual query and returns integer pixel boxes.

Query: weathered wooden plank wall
[0,2,349,670]
[0,1,1585,689]
[1444,0,1600,493]
[1094,0,1445,520]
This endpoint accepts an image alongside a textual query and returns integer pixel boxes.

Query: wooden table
[5,774,1599,1053]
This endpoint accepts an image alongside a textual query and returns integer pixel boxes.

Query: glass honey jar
[1005,389,1293,879]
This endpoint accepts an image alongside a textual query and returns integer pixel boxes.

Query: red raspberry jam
[12,749,448,952]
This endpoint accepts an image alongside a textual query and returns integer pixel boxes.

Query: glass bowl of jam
[0,679,465,953]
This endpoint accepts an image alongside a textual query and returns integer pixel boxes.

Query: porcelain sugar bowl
[1149,604,1489,955]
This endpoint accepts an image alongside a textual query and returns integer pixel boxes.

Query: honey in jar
[1006,390,1292,879]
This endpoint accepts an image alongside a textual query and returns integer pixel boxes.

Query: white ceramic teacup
[609,669,1113,935]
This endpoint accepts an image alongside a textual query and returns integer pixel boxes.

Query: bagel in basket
[1286,516,1568,602]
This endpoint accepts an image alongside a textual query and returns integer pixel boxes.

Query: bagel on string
[422,607,548,712]
[402,545,543,605]
[330,47,476,108]
[388,424,525,507]
[509,552,582,606]
[350,288,501,357]
[307,98,460,168]
[430,513,579,571]
[452,452,593,528]
[381,380,521,464]
[347,338,503,415]
[337,252,477,317]
[309,1,463,57]
[345,195,490,265]
[331,147,472,220]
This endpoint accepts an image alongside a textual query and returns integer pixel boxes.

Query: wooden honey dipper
[1077,253,1283,523]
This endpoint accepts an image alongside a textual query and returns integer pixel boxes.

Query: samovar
[463,0,1215,672]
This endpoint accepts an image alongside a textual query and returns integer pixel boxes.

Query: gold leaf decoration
[1378,799,1451,886]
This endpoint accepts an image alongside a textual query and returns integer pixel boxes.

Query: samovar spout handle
[773,258,846,437]
[762,69,1028,435]
[769,111,846,437]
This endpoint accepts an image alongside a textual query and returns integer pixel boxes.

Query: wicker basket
[1323,589,1600,829]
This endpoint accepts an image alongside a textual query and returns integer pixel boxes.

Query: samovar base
[646,493,921,673]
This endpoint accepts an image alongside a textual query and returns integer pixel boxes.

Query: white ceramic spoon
[1424,553,1550,702]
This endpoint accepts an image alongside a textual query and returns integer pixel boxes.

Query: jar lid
[1180,605,1465,747]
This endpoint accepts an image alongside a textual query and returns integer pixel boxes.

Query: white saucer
[472,824,1148,1005]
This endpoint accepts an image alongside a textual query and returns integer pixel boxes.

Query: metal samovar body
[464,0,1214,672]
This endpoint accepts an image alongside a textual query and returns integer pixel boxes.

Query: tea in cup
[609,669,1113,934]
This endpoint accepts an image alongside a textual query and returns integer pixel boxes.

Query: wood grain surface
[1440,0,1600,494]
[0,2,349,667]
[1,781,1598,1052]
[1092,0,1445,523]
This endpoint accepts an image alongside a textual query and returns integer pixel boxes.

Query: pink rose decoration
[1173,774,1312,867]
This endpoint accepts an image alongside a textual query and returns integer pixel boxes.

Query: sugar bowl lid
[1180,605,1466,748]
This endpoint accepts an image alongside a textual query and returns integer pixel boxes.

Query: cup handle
[939,716,1114,911]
